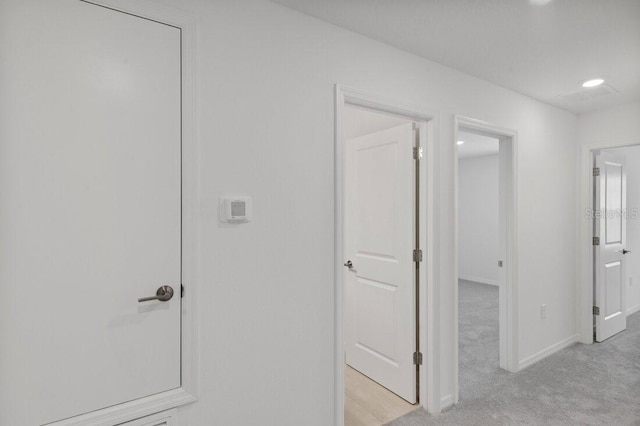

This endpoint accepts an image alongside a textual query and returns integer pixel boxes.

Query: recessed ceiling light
[582,78,605,88]
[457,140,465,145]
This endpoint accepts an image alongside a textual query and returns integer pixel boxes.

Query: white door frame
[453,116,519,403]
[578,140,640,344]
[50,2,200,425]
[335,85,438,423]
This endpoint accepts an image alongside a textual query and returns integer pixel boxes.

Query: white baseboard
[440,394,454,411]
[627,304,640,316]
[458,274,499,286]
[518,334,579,370]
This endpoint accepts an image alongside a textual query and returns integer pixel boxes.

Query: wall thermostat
[220,196,252,222]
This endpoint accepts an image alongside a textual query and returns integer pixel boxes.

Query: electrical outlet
[540,304,547,319]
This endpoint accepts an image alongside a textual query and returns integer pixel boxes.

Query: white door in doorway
[0,1,181,424]
[344,123,417,403]
[594,151,628,342]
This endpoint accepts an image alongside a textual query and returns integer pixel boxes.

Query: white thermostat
[220,196,252,222]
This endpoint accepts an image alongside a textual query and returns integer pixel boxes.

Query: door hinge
[413,147,423,160]
[413,351,423,365]
[413,249,423,262]
[593,167,600,177]
[593,306,600,316]
[181,284,185,298]
[593,237,600,246]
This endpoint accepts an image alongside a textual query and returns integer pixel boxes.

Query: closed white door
[0,1,182,424]
[594,151,628,342]
[344,123,417,403]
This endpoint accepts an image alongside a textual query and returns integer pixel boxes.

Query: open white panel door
[344,123,417,403]
[0,1,181,424]
[594,151,628,342]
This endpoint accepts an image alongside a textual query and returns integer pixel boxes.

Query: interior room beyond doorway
[457,130,502,401]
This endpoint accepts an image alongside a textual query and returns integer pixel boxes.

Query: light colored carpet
[386,281,640,425]
[457,280,501,401]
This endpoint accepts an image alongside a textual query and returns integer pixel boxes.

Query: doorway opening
[590,145,640,343]
[456,130,500,401]
[335,86,435,425]
[454,117,519,404]
[342,105,417,425]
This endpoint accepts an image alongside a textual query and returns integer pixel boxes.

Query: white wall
[184,1,578,419]
[4,0,581,423]
[458,155,499,285]
[578,101,640,146]
[144,0,578,421]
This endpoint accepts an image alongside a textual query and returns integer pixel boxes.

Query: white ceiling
[271,0,640,114]
[457,131,499,159]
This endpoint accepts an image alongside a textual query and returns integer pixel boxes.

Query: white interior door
[594,151,628,342]
[344,123,417,403]
[0,1,182,424]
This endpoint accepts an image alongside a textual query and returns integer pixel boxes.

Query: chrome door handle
[344,260,353,269]
[138,285,174,303]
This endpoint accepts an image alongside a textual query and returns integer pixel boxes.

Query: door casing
[48,2,200,425]
[453,116,519,404]
[334,85,437,423]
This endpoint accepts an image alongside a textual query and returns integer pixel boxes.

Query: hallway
[388,312,640,425]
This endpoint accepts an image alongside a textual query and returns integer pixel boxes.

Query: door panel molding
[49,390,189,426]
[335,85,438,422]
[43,2,199,425]
[121,408,177,426]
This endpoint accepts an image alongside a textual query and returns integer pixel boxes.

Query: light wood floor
[344,365,418,426]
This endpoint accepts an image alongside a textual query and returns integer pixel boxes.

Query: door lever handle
[623,249,632,255]
[344,260,353,269]
[138,285,174,303]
